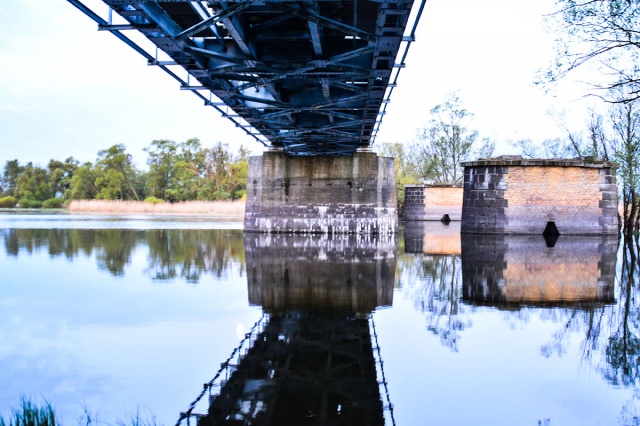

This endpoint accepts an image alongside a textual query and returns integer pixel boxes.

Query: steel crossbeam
[68,0,427,155]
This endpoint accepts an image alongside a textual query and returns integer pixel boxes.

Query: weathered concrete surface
[403,184,463,221]
[244,233,396,313]
[461,234,618,308]
[244,151,397,234]
[461,157,618,235]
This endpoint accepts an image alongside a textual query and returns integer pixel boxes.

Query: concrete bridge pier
[244,150,398,234]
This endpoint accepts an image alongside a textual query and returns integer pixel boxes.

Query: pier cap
[462,155,614,168]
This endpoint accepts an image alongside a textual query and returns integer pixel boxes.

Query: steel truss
[68,0,427,155]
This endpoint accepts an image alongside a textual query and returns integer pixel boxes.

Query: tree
[70,162,99,200]
[166,138,206,202]
[1,160,24,197]
[47,157,78,200]
[412,93,493,183]
[198,142,249,201]
[14,162,50,203]
[610,98,640,233]
[145,139,177,199]
[95,144,141,200]
[544,0,640,102]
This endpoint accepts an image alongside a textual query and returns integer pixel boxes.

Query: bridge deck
[68,0,425,155]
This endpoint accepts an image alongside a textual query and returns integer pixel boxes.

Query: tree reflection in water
[605,237,640,387]
[0,228,245,281]
[146,229,244,282]
[401,222,471,352]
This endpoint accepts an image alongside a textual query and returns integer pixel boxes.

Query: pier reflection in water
[181,234,396,426]
[461,234,618,308]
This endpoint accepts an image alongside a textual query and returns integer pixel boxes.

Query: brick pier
[403,184,463,221]
[461,157,618,235]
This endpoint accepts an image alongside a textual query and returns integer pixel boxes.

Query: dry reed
[68,200,245,216]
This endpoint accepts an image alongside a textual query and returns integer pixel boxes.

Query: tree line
[0,139,251,208]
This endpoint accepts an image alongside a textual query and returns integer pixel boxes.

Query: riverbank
[67,200,245,216]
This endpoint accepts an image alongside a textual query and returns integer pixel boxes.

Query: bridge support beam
[244,150,397,234]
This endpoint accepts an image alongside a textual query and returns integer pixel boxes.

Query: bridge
[68,0,425,155]
[68,0,427,233]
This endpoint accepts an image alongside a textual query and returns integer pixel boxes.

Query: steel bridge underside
[69,0,423,155]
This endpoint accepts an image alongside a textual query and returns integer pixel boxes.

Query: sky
[0,0,599,169]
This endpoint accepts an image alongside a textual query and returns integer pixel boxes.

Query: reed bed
[67,200,245,216]
[0,397,57,426]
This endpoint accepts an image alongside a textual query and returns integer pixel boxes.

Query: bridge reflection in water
[180,234,396,426]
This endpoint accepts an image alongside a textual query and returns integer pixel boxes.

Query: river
[1,212,638,425]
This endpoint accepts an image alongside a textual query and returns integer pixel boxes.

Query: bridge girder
[70,0,425,155]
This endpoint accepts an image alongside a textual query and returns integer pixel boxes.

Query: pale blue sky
[0,0,597,169]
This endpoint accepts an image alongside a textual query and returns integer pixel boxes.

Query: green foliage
[411,93,493,184]
[15,163,50,202]
[69,162,98,200]
[233,189,246,200]
[0,397,57,426]
[1,160,24,197]
[0,196,17,208]
[42,198,64,209]
[4,139,250,206]
[18,198,42,209]
[144,196,164,204]
[96,144,140,200]
[47,157,78,200]
[95,169,125,200]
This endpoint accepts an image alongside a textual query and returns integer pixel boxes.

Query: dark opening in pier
[542,221,560,247]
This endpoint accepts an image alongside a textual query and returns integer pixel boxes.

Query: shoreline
[66,199,246,216]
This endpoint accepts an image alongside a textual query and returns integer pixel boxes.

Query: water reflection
[460,234,618,307]
[182,234,397,426]
[6,215,640,424]
[0,228,244,281]
[400,222,467,352]
[246,234,395,312]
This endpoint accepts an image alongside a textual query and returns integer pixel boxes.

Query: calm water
[1,212,639,425]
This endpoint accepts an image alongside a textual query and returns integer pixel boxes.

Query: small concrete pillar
[403,184,463,221]
[461,157,618,235]
[244,150,398,234]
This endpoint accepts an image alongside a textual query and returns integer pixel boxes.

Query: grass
[67,199,245,216]
[1,399,162,426]
[0,397,57,426]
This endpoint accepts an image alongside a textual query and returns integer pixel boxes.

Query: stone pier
[461,157,618,235]
[244,150,397,234]
[403,184,463,221]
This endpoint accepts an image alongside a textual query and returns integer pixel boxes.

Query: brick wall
[403,184,463,221]
[461,158,618,235]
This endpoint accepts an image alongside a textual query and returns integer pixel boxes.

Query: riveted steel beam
[69,0,425,155]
